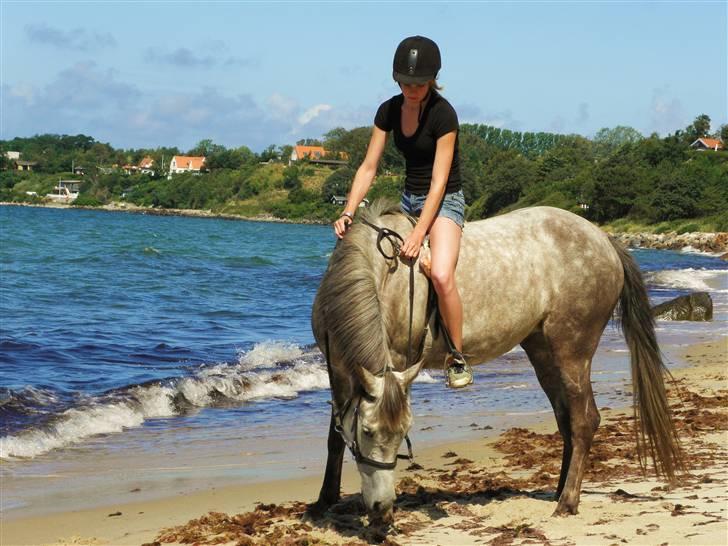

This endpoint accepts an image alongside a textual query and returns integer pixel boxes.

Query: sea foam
[0,341,327,459]
[646,269,728,293]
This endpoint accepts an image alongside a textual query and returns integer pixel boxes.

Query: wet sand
[2,337,725,546]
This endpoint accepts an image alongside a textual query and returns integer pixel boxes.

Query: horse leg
[521,331,571,497]
[550,348,601,516]
[309,410,346,515]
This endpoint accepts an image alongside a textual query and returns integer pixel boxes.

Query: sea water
[1,205,726,514]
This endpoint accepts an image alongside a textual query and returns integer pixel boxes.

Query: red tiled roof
[172,155,206,170]
[699,138,724,149]
[294,146,326,159]
[139,156,154,168]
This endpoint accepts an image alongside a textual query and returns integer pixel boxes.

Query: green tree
[282,166,301,190]
[322,166,355,200]
[720,124,728,143]
[684,114,711,142]
[259,144,278,162]
[593,126,643,155]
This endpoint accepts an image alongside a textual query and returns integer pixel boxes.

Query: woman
[333,35,472,388]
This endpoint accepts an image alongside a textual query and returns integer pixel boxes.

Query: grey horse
[310,200,682,526]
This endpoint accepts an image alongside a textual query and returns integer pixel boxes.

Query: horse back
[426,207,624,366]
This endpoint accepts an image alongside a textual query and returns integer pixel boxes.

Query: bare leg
[428,217,463,352]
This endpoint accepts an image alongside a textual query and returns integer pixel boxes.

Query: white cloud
[266,93,298,121]
[649,86,686,135]
[297,104,333,126]
[2,63,366,150]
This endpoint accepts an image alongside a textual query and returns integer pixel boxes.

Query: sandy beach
[2,337,725,546]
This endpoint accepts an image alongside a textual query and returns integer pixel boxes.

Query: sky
[1,1,726,152]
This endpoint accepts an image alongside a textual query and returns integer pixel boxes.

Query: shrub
[73,193,102,207]
[676,223,700,234]
[322,167,354,200]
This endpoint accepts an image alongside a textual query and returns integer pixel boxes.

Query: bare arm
[399,130,457,258]
[333,126,387,238]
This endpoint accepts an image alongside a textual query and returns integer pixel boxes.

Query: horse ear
[358,367,384,398]
[393,360,424,389]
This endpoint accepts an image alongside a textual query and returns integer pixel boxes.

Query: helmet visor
[392,70,434,85]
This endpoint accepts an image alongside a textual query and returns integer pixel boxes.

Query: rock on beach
[652,292,714,321]
[613,232,728,254]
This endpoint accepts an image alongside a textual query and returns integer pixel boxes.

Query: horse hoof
[305,501,329,520]
[552,504,578,517]
[364,522,391,543]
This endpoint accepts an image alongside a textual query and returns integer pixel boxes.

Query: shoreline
[2,337,725,546]
[0,201,325,225]
[3,202,727,253]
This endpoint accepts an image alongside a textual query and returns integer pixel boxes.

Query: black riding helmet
[392,35,441,85]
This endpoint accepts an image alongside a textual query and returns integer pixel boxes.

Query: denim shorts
[400,189,465,229]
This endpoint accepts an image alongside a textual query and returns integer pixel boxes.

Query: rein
[358,215,417,368]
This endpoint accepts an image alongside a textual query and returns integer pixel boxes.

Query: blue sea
[1,205,726,514]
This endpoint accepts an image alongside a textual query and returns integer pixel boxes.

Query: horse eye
[362,427,374,437]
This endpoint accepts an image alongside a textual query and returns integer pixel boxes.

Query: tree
[720,124,728,143]
[322,167,355,200]
[188,139,225,157]
[282,166,301,190]
[684,114,711,142]
[259,144,278,162]
[593,126,643,155]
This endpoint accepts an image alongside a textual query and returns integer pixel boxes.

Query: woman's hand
[399,227,426,259]
[333,214,353,239]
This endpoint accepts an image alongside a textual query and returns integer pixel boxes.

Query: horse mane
[320,199,411,433]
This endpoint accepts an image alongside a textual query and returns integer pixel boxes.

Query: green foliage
[684,114,711,142]
[593,126,643,155]
[369,176,402,202]
[676,223,700,234]
[73,193,102,207]
[282,166,301,190]
[720,124,728,143]
[461,124,578,158]
[322,167,355,200]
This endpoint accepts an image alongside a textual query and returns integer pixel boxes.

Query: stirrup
[445,352,473,389]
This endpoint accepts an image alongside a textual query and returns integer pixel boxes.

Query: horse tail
[610,238,683,480]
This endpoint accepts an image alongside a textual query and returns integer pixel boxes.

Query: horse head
[336,362,423,525]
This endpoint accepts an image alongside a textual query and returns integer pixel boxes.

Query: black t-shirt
[374,90,461,195]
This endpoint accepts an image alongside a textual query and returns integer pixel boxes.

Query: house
[123,157,156,176]
[690,138,724,151]
[15,160,37,172]
[73,165,85,176]
[289,146,348,167]
[139,157,155,175]
[330,195,369,207]
[168,155,206,178]
[5,151,20,161]
[46,180,81,203]
[291,145,326,162]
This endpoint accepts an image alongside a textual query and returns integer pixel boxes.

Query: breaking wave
[0,340,437,460]
[0,341,328,459]
[646,269,728,293]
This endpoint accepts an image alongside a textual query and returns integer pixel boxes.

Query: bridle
[330,391,414,470]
